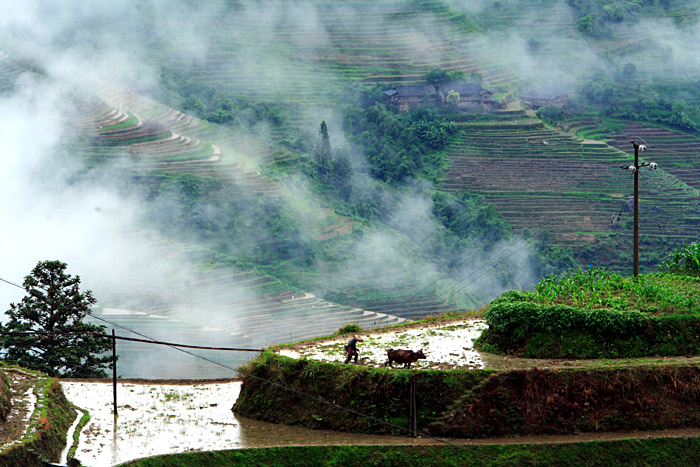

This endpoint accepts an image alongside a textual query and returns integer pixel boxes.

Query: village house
[520,85,573,109]
[383,85,437,112]
[437,82,494,111]
[384,82,495,112]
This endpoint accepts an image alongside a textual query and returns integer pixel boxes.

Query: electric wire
[0,274,523,466]
[446,240,529,297]
[448,240,531,299]
[0,276,24,289]
[378,237,533,312]
[0,331,262,352]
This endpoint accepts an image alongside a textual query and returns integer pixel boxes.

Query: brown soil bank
[0,370,75,467]
[0,371,11,422]
[234,352,700,438]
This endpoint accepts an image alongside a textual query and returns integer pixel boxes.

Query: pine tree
[314,121,332,182]
[0,260,113,377]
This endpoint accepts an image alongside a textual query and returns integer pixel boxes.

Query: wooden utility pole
[112,329,118,417]
[632,141,640,277]
[620,140,657,277]
[409,374,417,438]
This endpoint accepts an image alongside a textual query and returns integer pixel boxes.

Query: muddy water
[63,380,700,467]
[61,317,700,465]
[63,380,439,466]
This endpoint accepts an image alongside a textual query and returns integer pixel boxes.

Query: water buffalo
[386,348,426,368]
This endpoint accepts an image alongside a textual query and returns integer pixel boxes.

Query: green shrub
[481,270,700,358]
[335,324,362,336]
[662,242,700,277]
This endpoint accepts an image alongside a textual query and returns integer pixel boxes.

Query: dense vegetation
[569,0,694,36]
[342,103,456,184]
[479,249,700,358]
[565,74,700,135]
[158,68,287,128]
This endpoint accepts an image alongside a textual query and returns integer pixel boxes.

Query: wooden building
[437,82,494,111]
[384,85,438,111]
[520,85,573,109]
[384,82,495,112]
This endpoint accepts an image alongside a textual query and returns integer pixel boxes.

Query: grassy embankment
[0,368,76,467]
[121,437,700,467]
[233,350,700,438]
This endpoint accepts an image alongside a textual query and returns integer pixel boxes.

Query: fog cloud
[3,0,695,377]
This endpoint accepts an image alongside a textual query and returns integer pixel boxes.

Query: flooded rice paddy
[278,318,489,369]
[61,380,449,466]
[59,317,700,466]
[62,378,700,467]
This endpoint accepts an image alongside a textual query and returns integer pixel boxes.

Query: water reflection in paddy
[62,380,439,466]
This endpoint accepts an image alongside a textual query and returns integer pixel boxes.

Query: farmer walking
[344,335,363,364]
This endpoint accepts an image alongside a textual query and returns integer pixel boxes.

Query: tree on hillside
[314,121,333,182]
[446,90,460,107]
[426,68,465,85]
[0,260,113,378]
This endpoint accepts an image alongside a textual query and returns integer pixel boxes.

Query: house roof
[438,82,491,96]
[385,85,437,97]
[521,85,573,100]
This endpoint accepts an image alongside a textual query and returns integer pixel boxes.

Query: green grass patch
[120,437,700,467]
[478,269,700,358]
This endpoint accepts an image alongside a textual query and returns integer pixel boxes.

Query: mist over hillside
[1,0,699,376]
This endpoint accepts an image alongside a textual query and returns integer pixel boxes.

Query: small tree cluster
[312,121,352,200]
[425,68,465,85]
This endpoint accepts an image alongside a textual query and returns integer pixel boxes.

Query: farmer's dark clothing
[344,337,359,364]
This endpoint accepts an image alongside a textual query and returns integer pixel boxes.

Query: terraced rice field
[441,118,700,269]
[89,262,406,378]
[142,0,519,110]
[605,122,700,193]
[61,89,285,196]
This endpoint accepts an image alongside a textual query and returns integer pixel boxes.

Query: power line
[0,276,24,289]
[446,240,530,298]
[0,273,522,466]
[0,331,262,352]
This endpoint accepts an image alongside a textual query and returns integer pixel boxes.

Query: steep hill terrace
[605,122,700,194]
[585,6,699,76]
[147,0,514,99]
[60,90,283,196]
[300,257,461,319]
[458,0,587,84]
[100,88,303,169]
[474,0,578,40]
[90,264,405,375]
[440,120,700,256]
